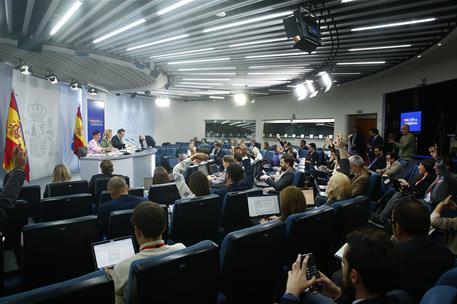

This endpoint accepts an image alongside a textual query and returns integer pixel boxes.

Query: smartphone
[301,253,322,292]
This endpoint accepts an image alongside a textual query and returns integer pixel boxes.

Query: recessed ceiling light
[417,55,421,58]
[336,61,386,65]
[157,0,194,16]
[93,19,146,43]
[230,37,288,48]
[351,17,436,32]
[182,78,231,81]
[216,12,226,17]
[209,95,225,99]
[174,84,212,89]
[177,72,237,75]
[180,82,224,86]
[168,57,231,65]
[332,72,362,75]
[49,1,82,36]
[245,52,309,59]
[348,44,412,51]
[151,47,216,59]
[177,67,236,71]
[248,72,304,75]
[248,65,309,69]
[203,11,292,33]
[437,43,442,46]
[127,34,189,51]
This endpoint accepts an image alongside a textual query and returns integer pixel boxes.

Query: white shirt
[112,240,185,304]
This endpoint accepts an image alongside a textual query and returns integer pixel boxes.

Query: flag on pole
[3,92,30,181]
[72,106,87,158]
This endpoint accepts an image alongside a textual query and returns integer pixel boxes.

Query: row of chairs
[1,196,383,304]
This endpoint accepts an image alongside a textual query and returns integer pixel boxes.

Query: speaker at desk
[17,35,43,53]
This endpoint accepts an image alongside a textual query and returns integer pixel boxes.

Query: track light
[17,61,32,75]
[233,93,247,106]
[46,72,58,84]
[131,93,137,99]
[295,83,308,101]
[70,80,82,90]
[306,81,318,98]
[88,87,98,95]
[318,72,332,92]
[144,90,152,96]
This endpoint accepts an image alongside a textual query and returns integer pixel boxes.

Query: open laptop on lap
[92,236,136,270]
[248,195,281,224]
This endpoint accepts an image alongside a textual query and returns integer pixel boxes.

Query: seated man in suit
[368,146,386,172]
[88,160,116,195]
[111,128,126,150]
[281,228,400,304]
[213,164,249,198]
[259,155,295,191]
[305,143,319,165]
[97,176,144,235]
[107,201,185,304]
[390,197,455,302]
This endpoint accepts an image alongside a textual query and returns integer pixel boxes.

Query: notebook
[92,237,136,269]
[247,195,280,218]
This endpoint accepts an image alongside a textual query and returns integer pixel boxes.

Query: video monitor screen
[400,111,422,132]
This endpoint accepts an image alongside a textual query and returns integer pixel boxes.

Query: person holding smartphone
[281,229,400,304]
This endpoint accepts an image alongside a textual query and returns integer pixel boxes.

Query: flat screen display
[400,111,422,132]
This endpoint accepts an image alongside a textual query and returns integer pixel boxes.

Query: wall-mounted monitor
[400,111,422,133]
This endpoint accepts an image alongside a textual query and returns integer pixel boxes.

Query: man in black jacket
[260,155,295,191]
[88,160,116,195]
[0,147,27,230]
[390,197,455,302]
[281,229,400,304]
[111,128,126,149]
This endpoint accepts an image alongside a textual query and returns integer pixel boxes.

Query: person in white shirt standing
[107,201,185,304]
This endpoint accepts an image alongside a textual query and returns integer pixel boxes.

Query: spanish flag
[3,92,30,181]
[72,106,87,158]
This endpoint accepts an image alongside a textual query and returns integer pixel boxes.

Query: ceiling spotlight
[88,87,98,95]
[155,97,170,107]
[295,83,308,101]
[318,71,332,92]
[46,72,58,84]
[17,62,32,75]
[250,97,255,104]
[417,55,421,58]
[70,80,82,90]
[131,92,137,99]
[437,43,442,46]
[233,93,247,106]
[144,90,152,96]
[216,12,226,17]
[306,81,318,98]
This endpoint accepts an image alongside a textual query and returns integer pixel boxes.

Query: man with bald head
[388,124,416,161]
[97,176,145,235]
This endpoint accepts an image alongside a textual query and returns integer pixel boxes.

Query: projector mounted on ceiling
[283,8,321,53]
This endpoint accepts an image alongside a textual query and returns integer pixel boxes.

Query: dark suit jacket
[212,181,249,198]
[406,173,436,199]
[398,237,455,302]
[89,173,115,195]
[280,294,396,304]
[266,169,294,191]
[350,132,365,154]
[368,155,387,172]
[306,151,319,164]
[97,194,145,235]
[0,169,26,229]
[111,135,125,149]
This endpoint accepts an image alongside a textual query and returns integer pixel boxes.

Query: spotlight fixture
[144,90,152,96]
[317,71,332,92]
[306,81,318,98]
[46,72,58,84]
[233,93,247,106]
[115,93,121,96]
[131,92,137,99]
[294,83,308,101]
[70,80,82,90]
[16,61,33,75]
[88,87,98,95]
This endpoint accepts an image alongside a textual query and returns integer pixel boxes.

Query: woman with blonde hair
[43,164,71,197]
[326,171,352,205]
[101,129,114,150]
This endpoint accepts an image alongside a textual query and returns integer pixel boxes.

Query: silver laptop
[92,236,136,269]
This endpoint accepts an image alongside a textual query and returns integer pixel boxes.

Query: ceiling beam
[35,0,61,37]
[4,0,13,33]
[22,0,36,35]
